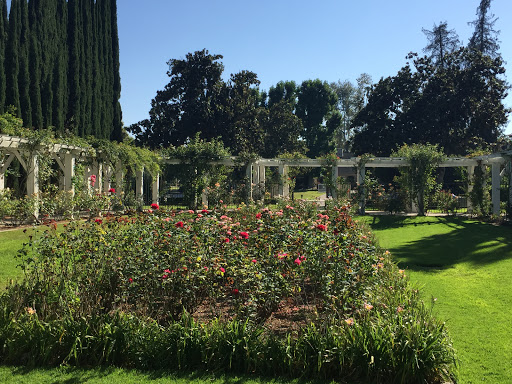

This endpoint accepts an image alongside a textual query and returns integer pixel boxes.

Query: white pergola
[1,133,511,217]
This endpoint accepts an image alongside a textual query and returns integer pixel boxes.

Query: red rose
[317,224,327,231]
[151,203,159,210]
[109,188,116,193]
[175,221,184,228]
[239,231,249,239]
[232,288,239,295]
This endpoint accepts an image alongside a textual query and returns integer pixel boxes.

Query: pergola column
[491,162,501,216]
[102,163,112,193]
[246,162,254,201]
[152,174,160,205]
[278,163,289,198]
[91,160,103,192]
[27,154,39,218]
[258,164,266,200]
[115,161,123,197]
[507,157,512,217]
[331,164,338,199]
[467,165,475,214]
[0,154,15,191]
[63,153,75,194]
[135,167,144,207]
[357,164,366,215]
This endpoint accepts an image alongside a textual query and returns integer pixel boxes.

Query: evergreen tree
[18,0,31,127]
[0,0,7,113]
[67,0,82,135]
[110,0,123,141]
[5,0,21,114]
[52,0,68,134]
[468,0,500,58]
[422,22,460,68]
[28,0,43,128]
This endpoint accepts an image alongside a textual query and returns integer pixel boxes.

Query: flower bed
[0,202,456,382]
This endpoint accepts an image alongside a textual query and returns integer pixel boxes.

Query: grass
[0,367,326,384]
[0,227,37,289]
[356,215,512,384]
[1,215,509,383]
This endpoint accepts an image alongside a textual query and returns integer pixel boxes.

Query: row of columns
[1,148,510,217]
[0,150,161,218]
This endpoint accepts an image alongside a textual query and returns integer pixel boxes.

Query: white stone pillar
[115,161,123,197]
[102,164,112,193]
[491,162,501,216]
[27,154,39,218]
[152,174,160,205]
[258,164,266,200]
[135,167,144,206]
[246,162,253,201]
[63,153,75,195]
[27,154,39,196]
[357,165,366,215]
[91,160,103,193]
[331,165,338,199]
[0,154,15,191]
[467,165,475,214]
[278,163,289,198]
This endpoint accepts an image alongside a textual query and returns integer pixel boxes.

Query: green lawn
[1,216,511,383]
[0,227,38,289]
[356,215,512,384]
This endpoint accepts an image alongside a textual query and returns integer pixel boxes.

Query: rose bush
[0,202,456,382]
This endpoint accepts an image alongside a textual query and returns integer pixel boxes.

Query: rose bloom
[109,188,116,193]
[151,203,159,210]
[94,218,102,224]
[175,221,184,228]
[232,288,239,295]
[239,231,249,239]
[294,257,302,265]
[219,267,225,273]
[255,213,262,219]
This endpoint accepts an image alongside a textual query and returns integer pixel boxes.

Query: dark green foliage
[2,0,122,138]
[352,48,510,156]
[0,0,6,113]
[129,49,225,149]
[296,79,338,158]
[5,0,21,114]
[422,22,460,68]
[468,0,500,58]
[0,205,457,382]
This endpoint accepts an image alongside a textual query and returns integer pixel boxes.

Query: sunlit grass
[356,215,512,383]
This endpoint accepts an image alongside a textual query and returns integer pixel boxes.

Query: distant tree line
[352,0,510,156]
[130,0,509,158]
[0,0,122,140]
[128,49,371,158]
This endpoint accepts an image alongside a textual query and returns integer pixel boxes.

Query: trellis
[1,133,511,217]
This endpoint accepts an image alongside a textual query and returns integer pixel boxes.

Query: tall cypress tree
[78,0,93,136]
[67,0,82,135]
[28,0,43,129]
[91,0,102,137]
[110,0,122,141]
[0,0,7,113]
[18,0,31,127]
[100,0,113,139]
[5,0,21,114]
[53,0,68,134]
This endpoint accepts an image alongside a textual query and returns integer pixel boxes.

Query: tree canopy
[0,0,122,140]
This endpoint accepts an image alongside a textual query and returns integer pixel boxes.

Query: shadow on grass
[362,215,512,271]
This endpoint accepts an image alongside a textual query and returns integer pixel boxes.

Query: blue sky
[118,0,512,135]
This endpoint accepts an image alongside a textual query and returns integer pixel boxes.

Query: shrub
[0,203,456,382]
